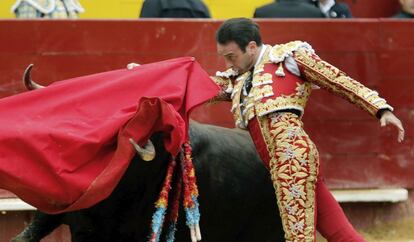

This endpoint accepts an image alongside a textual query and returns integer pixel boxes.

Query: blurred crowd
[10,0,414,19]
[12,0,84,18]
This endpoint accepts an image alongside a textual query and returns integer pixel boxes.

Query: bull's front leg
[11,211,63,242]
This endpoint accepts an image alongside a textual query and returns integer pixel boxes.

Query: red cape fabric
[0,57,219,213]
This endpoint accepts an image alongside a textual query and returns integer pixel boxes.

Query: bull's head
[22,64,156,161]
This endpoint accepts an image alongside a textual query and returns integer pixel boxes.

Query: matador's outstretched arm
[294,49,405,142]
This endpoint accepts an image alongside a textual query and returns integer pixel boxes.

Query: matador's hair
[216,18,263,52]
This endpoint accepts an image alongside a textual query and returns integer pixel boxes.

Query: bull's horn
[23,64,45,90]
[129,138,155,161]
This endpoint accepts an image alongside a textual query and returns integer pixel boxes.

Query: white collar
[319,0,335,14]
[254,44,268,68]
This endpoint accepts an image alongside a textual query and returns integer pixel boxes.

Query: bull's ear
[23,64,45,90]
[129,138,156,161]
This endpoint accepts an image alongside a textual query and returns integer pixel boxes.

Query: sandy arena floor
[317,217,414,242]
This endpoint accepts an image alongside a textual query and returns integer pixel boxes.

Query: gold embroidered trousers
[249,112,319,242]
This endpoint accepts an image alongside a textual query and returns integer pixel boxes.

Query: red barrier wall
[0,19,413,189]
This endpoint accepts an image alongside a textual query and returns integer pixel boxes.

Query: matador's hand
[380,110,405,143]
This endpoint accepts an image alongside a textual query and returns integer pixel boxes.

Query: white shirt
[318,0,336,16]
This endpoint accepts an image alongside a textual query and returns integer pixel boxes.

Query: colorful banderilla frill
[149,156,176,242]
[149,141,201,242]
[181,142,201,242]
[165,173,181,242]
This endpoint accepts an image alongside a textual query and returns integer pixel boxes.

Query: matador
[211,18,405,242]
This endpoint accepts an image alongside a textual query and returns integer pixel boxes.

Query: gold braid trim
[252,73,273,87]
[258,113,318,241]
[255,83,312,117]
[294,49,393,117]
[269,41,315,64]
[210,68,240,103]
[231,72,252,129]
[209,76,232,103]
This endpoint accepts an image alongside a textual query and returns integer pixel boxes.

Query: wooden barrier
[0,19,413,190]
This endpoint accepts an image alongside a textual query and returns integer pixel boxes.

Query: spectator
[393,0,414,18]
[312,0,352,18]
[140,0,210,18]
[314,0,352,18]
[254,0,325,18]
[11,0,84,19]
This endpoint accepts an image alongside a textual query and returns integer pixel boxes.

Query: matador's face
[217,41,257,74]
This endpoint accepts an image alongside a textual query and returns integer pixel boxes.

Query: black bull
[12,121,284,242]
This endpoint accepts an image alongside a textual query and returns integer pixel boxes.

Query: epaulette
[269,41,315,64]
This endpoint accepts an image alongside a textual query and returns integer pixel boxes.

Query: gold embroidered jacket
[211,41,393,129]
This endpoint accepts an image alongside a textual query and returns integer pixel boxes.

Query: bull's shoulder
[189,121,258,161]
